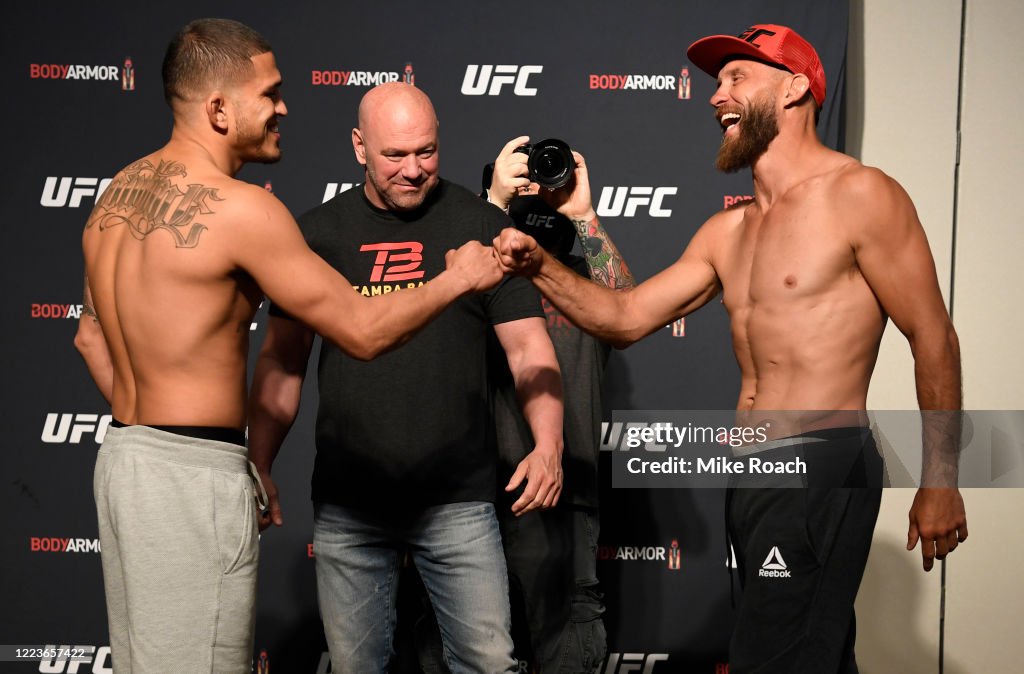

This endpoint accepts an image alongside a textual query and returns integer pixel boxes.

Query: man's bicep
[494,316,551,364]
[232,197,359,337]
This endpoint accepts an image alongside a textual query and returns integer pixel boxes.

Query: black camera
[514,138,575,190]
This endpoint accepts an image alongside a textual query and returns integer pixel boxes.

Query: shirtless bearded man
[494,24,967,672]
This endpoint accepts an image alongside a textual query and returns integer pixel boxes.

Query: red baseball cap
[686,24,826,106]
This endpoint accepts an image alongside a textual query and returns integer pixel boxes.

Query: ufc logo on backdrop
[41,177,112,208]
[359,242,426,282]
[603,652,669,673]
[41,413,112,444]
[38,645,112,673]
[322,182,357,203]
[461,65,543,96]
[596,186,678,218]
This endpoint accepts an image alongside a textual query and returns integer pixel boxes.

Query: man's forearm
[531,251,638,347]
[570,213,636,290]
[247,361,305,473]
[912,325,963,487]
[517,373,564,456]
[337,269,469,360]
[74,317,113,404]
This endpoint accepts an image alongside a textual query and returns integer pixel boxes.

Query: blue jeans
[313,501,517,674]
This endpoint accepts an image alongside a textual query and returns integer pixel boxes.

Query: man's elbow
[605,320,648,350]
[945,323,961,359]
[74,326,102,361]
[928,320,960,354]
[908,318,962,367]
[346,333,392,362]
[348,344,379,362]
[609,334,638,350]
[73,331,88,358]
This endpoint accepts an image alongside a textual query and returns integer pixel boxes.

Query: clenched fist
[444,241,504,292]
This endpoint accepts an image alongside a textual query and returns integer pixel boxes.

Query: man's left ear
[206,91,230,134]
[784,73,811,107]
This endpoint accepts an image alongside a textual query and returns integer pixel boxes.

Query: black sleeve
[480,206,544,325]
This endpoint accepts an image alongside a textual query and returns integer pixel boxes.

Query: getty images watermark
[608,410,1024,489]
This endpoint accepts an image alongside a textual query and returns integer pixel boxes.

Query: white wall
[944,1,1024,670]
[850,1,1024,671]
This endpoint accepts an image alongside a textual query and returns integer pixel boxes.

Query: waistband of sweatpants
[732,426,872,457]
[99,423,250,474]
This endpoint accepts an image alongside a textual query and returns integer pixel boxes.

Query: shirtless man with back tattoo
[74,18,500,673]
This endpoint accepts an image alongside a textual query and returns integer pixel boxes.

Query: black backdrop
[2,2,847,672]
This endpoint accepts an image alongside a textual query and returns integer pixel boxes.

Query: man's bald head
[357,82,438,137]
[353,83,440,212]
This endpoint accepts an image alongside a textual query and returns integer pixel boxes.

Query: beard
[235,112,281,165]
[364,161,437,212]
[716,94,779,173]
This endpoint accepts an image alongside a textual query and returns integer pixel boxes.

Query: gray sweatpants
[94,425,266,673]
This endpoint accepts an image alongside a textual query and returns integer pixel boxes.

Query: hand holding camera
[490,136,594,222]
[513,138,576,190]
[488,135,533,211]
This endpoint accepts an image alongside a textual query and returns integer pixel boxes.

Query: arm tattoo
[571,217,637,290]
[88,160,223,248]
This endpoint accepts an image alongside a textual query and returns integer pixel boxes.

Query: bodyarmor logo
[360,242,426,283]
[30,537,101,553]
[724,194,753,209]
[322,182,358,203]
[596,187,677,218]
[678,67,691,100]
[41,177,112,208]
[597,543,679,568]
[91,159,223,248]
[42,414,112,444]
[31,304,83,319]
[667,539,681,570]
[30,63,121,83]
[311,69,402,86]
[603,653,669,673]
[461,65,543,96]
[122,57,135,91]
[38,645,111,673]
[589,73,678,92]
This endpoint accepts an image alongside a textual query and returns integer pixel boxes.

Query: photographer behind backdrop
[11,1,1001,672]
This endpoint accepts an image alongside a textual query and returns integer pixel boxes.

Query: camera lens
[528,138,575,190]
[537,149,566,178]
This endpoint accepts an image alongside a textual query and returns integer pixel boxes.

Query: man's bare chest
[718,203,858,310]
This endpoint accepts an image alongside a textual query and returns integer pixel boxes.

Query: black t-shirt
[491,255,610,508]
[274,180,543,512]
